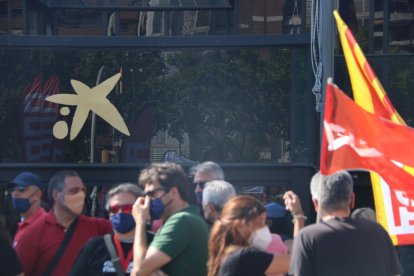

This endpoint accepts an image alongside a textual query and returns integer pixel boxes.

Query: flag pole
[317,0,335,223]
[317,77,333,223]
[320,0,335,132]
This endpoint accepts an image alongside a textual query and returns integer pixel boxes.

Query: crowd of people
[0,161,404,276]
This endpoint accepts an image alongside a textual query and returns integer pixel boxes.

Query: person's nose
[195,185,202,192]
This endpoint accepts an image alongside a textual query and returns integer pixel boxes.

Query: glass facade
[1,0,412,167]
[0,47,312,164]
[0,0,310,36]
[338,0,414,54]
[0,0,316,165]
[335,0,414,127]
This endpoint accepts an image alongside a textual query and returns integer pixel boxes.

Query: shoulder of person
[81,235,107,252]
[168,206,202,222]
[230,247,268,258]
[79,215,112,230]
[16,213,48,241]
[80,214,109,224]
[171,208,207,230]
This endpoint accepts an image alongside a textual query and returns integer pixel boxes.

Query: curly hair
[138,162,191,203]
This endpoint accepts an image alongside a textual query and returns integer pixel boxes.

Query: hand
[283,191,303,215]
[150,270,168,276]
[132,195,150,227]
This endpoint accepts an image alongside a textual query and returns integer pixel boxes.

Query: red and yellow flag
[322,81,414,194]
[334,10,414,245]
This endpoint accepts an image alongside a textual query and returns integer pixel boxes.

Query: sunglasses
[144,187,165,198]
[11,186,27,193]
[193,181,207,189]
[109,204,133,214]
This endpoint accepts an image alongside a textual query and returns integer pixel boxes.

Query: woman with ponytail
[208,195,290,276]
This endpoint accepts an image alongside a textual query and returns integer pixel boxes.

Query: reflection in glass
[0,48,308,163]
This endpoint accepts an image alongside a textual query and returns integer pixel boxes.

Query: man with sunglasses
[7,172,47,247]
[131,162,209,276]
[15,170,112,276]
[71,183,144,275]
[191,161,225,206]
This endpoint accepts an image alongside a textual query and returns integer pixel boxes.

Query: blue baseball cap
[7,172,44,190]
[265,202,286,219]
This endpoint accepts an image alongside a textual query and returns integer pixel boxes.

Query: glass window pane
[0,47,311,164]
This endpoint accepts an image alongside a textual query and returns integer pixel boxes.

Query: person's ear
[312,197,319,212]
[52,189,59,203]
[233,219,251,241]
[207,203,218,217]
[169,186,179,199]
[33,190,42,201]
[350,192,355,210]
[259,212,267,225]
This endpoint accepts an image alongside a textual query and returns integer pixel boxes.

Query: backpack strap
[43,217,79,276]
[103,234,125,276]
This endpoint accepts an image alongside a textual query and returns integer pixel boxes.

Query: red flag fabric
[334,9,414,245]
[321,81,414,195]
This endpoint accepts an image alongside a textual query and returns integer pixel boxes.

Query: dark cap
[265,202,286,219]
[8,172,44,190]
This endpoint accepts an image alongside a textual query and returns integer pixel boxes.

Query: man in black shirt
[71,183,145,275]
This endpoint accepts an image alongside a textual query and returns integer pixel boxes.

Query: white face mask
[249,226,272,251]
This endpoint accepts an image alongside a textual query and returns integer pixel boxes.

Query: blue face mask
[111,213,136,234]
[150,198,165,220]
[12,197,32,213]
[196,191,203,205]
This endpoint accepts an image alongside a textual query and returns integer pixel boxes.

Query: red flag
[321,81,414,195]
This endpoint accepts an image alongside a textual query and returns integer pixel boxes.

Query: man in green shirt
[131,163,209,276]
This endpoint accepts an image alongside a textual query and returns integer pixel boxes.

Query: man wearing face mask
[131,162,209,276]
[71,183,144,275]
[7,172,47,247]
[201,180,235,226]
[15,170,112,276]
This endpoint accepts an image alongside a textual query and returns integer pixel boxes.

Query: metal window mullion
[368,0,374,53]
[7,0,12,35]
[102,11,108,36]
[300,0,306,33]
[383,0,389,54]
[23,0,28,35]
[0,34,311,48]
[234,0,239,34]
[249,0,253,34]
[115,11,120,36]
[264,0,267,34]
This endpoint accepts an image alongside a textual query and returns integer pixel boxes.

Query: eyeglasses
[109,204,134,214]
[144,187,165,198]
[193,181,207,189]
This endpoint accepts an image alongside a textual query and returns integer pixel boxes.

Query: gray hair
[48,170,80,204]
[310,171,323,200]
[105,183,143,211]
[351,207,376,222]
[311,170,353,212]
[202,180,236,212]
[191,161,224,180]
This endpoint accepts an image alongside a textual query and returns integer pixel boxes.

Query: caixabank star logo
[46,73,130,140]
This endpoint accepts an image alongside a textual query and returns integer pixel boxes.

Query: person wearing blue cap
[7,172,47,247]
